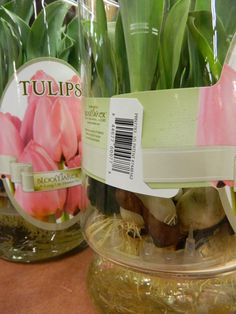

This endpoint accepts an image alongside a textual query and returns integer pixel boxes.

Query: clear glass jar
[88,254,236,314]
[0,0,87,262]
[0,185,86,262]
[79,0,236,309]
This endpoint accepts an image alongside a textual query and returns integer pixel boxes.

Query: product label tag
[106,98,179,198]
[0,58,85,230]
[23,167,81,192]
[84,39,236,184]
[82,36,236,231]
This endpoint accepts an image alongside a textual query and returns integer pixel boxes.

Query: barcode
[112,117,134,175]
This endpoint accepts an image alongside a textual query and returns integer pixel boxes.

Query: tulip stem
[59,161,65,170]
[61,212,70,222]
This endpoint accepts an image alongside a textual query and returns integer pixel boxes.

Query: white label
[106,98,179,198]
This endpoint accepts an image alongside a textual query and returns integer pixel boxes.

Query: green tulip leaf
[96,0,107,35]
[65,16,80,70]
[58,33,74,61]
[66,16,78,41]
[0,6,30,50]
[67,44,80,71]
[3,0,34,24]
[168,0,182,8]
[161,0,191,88]
[0,44,8,97]
[115,12,130,94]
[83,20,117,96]
[185,28,208,87]
[118,0,165,92]
[26,0,71,60]
[171,29,189,88]
[195,0,236,42]
[188,10,227,82]
[95,0,118,96]
[108,21,116,51]
[0,18,23,96]
[213,0,236,42]
[194,0,210,10]
[81,0,118,97]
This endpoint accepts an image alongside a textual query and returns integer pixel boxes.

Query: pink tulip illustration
[0,112,24,159]
[197,64,236,146]
[20,71,81,163]
[64,153,88,215]
[33,97,78,162]
[64,185,87,215]
[14,140,67,219]
[197,64,236,186]
[61,75,82,143]
[20,70,59,146]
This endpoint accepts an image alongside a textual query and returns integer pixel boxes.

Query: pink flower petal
[64,185,88,215]
[61,75,82,142]
[0,112,24,158]
[20,70,59,145]
[34,98,78,162]
[197,64,236,146]
[15,141,66,218]
[197,64,236,187]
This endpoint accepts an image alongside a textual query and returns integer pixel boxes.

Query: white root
[120,207,144,227]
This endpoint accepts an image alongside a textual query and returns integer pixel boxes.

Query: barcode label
[106,97,178,197]
[106,98,142,187]
[112,117,134,175]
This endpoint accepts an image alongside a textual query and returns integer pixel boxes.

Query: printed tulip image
[14,141,67,219]
[0,112,24,158]
[20,71,81,163]
[61,75,82,144]
[197,64,236,146]
[20,70,59,146]
[33,97,78,162]
[197,64,236,186]
[0,69,83,224]
[64,154,88,215]
[0,0,86,263]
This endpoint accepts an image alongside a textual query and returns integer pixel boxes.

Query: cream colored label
[28,168,81,192]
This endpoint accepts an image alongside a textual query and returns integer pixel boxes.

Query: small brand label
[30,168,81,192]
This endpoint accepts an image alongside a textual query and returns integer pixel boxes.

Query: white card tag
[106,98,179,198]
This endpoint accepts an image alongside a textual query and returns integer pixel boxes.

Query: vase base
[88,254,236,314]
[0,200,87,263]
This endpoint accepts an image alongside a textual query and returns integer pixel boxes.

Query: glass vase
[88,253,236,314]
[0,0,87,262]
[79,0,236,311]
